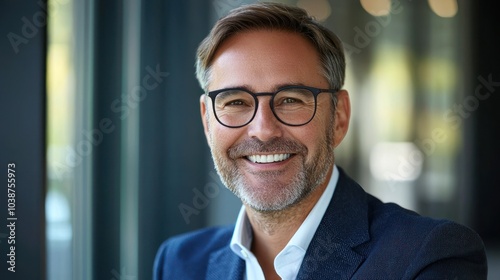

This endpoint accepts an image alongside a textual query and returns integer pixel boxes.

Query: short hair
[195,2,346,93]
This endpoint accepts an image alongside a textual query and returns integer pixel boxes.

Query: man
[154,3,487,279]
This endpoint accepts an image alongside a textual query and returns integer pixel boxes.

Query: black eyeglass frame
[206,85,338,128]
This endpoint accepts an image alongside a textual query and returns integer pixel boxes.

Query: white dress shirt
[230,165,339,280]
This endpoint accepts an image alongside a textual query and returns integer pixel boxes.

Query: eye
[275,92,309,106]
[215,90,255,110]
[227,100,245,106]
[283,97,300,104]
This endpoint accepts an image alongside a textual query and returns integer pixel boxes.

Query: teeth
[247,154,291,163]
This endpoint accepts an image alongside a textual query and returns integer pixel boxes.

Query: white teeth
[247,154,291,163]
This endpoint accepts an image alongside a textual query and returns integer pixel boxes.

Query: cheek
[209,125,241,151]
[300,129,320,152]
[315,101,334,124]
[296,115,332,154]
[313,105,335,137]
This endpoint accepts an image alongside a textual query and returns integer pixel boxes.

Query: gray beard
[210,122,335,212]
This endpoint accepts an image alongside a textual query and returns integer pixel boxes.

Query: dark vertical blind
[90,1,212,279]
[138,1,212,278]
[92,0,124,278]
[470,1,500,245]
[0,1,47,279]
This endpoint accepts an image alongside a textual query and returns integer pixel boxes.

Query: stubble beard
[209,122,335,213]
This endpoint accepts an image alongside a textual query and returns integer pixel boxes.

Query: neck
[247,191,319,238]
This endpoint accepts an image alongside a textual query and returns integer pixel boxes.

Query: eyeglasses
[207,85,338,128]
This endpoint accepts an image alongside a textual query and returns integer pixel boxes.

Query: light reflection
[46,191,72,241]
[370,142,423,182]
[370,47,414,140]
[428,0,458,18]
[360,0,391,16]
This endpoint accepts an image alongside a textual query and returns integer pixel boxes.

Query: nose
[247,97,283,141]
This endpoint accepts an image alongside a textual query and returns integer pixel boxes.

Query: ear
[333,90,351,148]
[200,94,211,144]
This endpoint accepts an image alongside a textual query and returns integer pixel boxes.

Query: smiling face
[200,30,350,212]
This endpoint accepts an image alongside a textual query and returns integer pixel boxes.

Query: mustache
[228,138,307,159]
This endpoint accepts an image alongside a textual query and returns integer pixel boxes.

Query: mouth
[246,153,292,164]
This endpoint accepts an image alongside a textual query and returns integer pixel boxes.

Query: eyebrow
[221,82,308,93]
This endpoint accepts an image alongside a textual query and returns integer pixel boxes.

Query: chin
[236,180,312,212]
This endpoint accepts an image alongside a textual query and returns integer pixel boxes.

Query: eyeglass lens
[213,87,316,127]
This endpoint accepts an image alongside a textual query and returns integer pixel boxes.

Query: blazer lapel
[206,246,245,280]
[297,168,370,280]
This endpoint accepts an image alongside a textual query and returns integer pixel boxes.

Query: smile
[247,154,291,164]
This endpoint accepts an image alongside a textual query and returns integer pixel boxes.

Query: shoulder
[153,225,234,279]
[366,193,482,250]
[335,168,487,278]
[337,168,484,253]
[363,195,487,279]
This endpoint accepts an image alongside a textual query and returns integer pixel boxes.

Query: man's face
[200,30,350,212]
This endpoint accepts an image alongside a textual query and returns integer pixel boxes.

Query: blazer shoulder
[315,168,486,279]
[368,195,478,238]
[405,219,487,279]
[153,225,234,280]
[362,196,487,279]
[366,195,485,253]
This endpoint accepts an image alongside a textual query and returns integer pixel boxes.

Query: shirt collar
[230,165,340,258]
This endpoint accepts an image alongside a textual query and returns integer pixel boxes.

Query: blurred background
[1,0,499,279]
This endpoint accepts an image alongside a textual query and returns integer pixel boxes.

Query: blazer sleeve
[152,226,236,280]
[153,240,169,280]
[404,221,488,279]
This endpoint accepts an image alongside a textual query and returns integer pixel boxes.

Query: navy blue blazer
[154,168,487,279]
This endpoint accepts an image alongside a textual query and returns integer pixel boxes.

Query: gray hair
[195,2,345,94]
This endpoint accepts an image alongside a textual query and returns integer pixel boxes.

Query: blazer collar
[296,167,370,279]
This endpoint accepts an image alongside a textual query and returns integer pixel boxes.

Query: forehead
[209,30,325,91]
